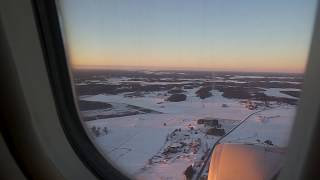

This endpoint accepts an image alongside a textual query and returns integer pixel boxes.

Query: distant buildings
[197,118,226,136]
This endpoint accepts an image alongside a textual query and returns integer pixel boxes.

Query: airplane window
[54,0,317,179]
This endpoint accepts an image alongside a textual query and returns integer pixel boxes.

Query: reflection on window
[56,0,316,179]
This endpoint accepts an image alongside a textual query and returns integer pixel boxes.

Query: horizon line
[71,65,304,74]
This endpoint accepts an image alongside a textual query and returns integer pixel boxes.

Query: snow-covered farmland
[74,70,301,180]
[262,88,300,100]
[221,106,296,147]
[81,89,253,179]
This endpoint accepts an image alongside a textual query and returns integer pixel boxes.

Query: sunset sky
[58,0,317,73]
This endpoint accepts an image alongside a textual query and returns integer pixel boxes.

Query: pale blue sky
[57,0,317,72]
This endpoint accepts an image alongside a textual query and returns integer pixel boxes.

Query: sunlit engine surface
[208,144,284,180]
[56,0,316,179]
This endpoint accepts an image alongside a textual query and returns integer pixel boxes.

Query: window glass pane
[56,0,316,179]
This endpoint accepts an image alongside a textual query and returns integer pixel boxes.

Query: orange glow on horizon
[67,42,307,73]
[69,54,306,73]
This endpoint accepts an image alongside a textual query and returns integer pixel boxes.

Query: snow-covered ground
[81,86,256,119]
[81,88,257,179]
[262,88,300,99]
[75,72,300,180]
[221,106,296,147]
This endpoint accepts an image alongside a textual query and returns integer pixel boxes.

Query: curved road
[194,108,268,180]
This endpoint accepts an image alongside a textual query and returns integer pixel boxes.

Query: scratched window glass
[55,0,316,179]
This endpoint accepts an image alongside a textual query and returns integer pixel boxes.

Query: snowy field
[82,89,252,179]
[220,106,295,147]
[74,70,302,180]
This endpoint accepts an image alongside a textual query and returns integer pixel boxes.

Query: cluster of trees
[91,126,109,137]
